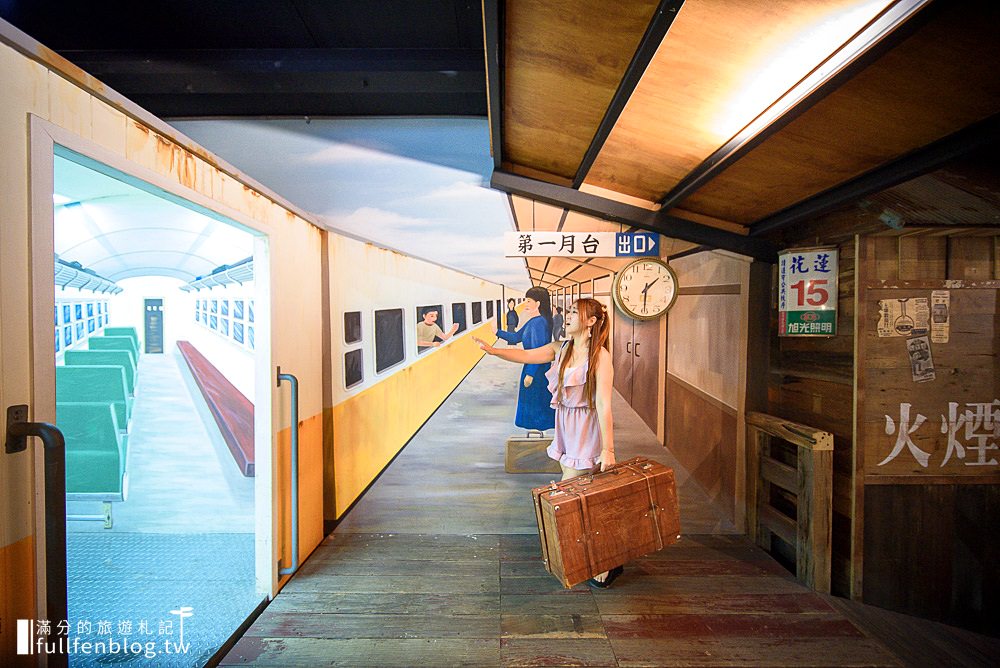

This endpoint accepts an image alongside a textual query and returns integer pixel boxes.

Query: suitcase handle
[525,430,547,439]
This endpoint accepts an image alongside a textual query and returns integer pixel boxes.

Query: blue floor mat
[66,532,261,667]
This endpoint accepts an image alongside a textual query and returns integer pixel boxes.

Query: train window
[416,304,444,354]
[375,308,405,372]
[344,349,363,389]
[486,300,494,319]
[471,302,482,324]
[344,311,362,344]
[452,303,467,334]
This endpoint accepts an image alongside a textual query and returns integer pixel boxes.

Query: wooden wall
[766,228,856,597]
[856,233,1000,634]
[768,205,999,630]
[665,250,751,526]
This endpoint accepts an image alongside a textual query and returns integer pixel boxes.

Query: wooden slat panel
[947,236,994,280]
[682,2,1000,223]
[609,637,898,667]
[762,456,797,493]
[760,505,797,546]
[602,612,864,639]
[503,0,660,180]
[665,374,738,523]
[501,638,618,667]
[246,613,499,639]
[899,235,947,280]
[863,484,1000,636]
[221,637,500,667]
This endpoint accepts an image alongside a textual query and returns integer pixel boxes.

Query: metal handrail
[6,405,68,667]
[276,369,299,576]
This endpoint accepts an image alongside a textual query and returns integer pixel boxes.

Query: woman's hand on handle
[599,448,616,472]
[490,320,498,336]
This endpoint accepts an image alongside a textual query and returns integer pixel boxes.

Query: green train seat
[58,401,128,529]
[89,335,139,360]
[56,365,133,430]
[103,327,140,352]
[64,350,137,396]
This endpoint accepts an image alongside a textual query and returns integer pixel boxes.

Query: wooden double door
[612,315,660,433]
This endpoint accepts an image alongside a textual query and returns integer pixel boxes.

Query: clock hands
[640,277,660,312]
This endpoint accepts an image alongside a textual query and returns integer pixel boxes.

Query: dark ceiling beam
[571,0,684,188]
[491,169,777,261]
[751,112,1000,237]
[657,0,935,210]
[62,47,486,117]
[482,0,504,169]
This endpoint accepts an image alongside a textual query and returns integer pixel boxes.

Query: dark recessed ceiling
[0,0,487,117]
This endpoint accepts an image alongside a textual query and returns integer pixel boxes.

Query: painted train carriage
[0,19,522,664]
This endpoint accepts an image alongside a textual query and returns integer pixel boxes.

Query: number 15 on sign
[778,248,838,337]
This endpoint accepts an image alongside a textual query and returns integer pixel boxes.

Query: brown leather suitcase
[532,456,681,587]
[505,430,561,474]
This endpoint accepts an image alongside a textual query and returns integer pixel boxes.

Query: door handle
[276,369,300,576]
[626,342,631,354]
[6,405,68,655]
[634,342,641,357]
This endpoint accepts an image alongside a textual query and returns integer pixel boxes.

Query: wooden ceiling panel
[560,210,624,234]
[502,0,659,180]
[584,0,891,203]
[510,195,565,231]
[681,2,1000,224]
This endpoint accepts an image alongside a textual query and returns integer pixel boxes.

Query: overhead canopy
[489,0,1000,286]
[54,156,254,284]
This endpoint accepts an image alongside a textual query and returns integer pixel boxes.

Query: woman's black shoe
[587,565,623,589]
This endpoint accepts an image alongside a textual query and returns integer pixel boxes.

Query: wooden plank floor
[221,355,1000,667]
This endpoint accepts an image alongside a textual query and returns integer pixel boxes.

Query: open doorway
[43,146,270,665]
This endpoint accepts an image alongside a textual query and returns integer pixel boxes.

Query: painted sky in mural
[170,118,528,289]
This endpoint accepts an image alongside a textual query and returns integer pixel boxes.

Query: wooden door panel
[612,313,633,403]
[631,317,660,432]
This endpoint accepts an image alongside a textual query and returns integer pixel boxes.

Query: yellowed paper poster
[877,297,929,337]
[930,290,950,343]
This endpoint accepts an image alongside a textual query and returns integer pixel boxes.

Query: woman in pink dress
[475,297,622,587]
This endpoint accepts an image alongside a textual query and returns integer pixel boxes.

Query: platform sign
[505,232,658,258]
[778,247,838,336]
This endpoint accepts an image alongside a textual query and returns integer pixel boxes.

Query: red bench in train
[177,341,255,477]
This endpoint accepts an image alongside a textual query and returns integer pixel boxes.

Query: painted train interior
[1,1,999,666]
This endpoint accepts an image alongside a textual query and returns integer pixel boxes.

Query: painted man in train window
[416,307,458,352]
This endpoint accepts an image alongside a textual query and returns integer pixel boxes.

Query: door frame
[28,116,277,619]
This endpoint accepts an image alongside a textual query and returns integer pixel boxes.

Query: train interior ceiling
[0,0,999,667]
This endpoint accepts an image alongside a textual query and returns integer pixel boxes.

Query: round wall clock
[612,257,678,321]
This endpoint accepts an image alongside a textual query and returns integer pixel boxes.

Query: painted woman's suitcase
[505,430,561,474]
[532,456,681,587]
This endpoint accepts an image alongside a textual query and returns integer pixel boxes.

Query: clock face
[613,258,678,320]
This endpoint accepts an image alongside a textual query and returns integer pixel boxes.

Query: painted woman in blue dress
[492,287,556,431]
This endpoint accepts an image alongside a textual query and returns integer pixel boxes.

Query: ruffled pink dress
[544,347,603,469]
